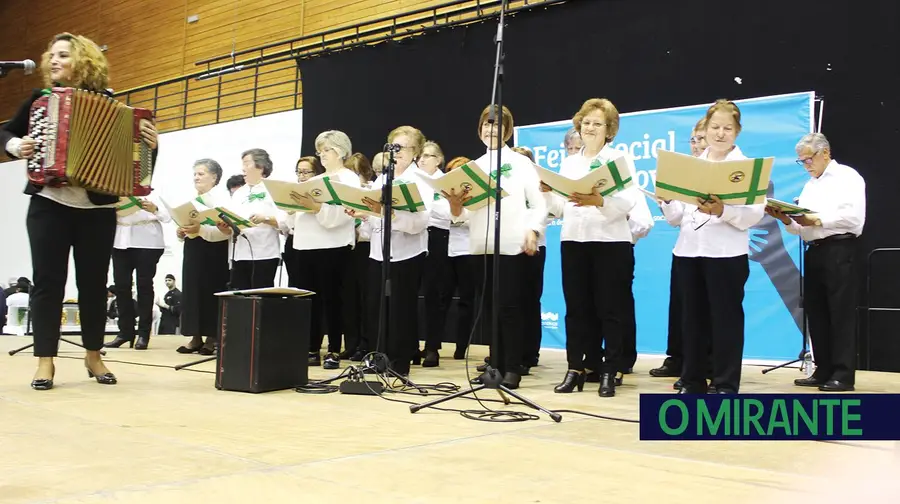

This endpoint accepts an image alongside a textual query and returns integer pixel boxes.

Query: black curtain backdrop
[299,0,900,371]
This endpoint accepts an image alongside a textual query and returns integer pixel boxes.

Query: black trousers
[293,245,350,354]
[112,247,164,340]
[805,239,858,385]
[26,196,116,357]
[622,243,638,370]
[342,241,370,354]
[522,245,546,366]
[448,255,477,352]
[561,241,633,375]
[664,254,684,368]
[230,258,279,290]
[366,253,425,375]
[423,227,453,352]
[474,253,530,375]
[677,255,749,393]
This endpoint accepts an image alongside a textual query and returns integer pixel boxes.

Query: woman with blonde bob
[288,130,361,370]
[541,98,640,398]
[353,126,434,377]
[660,99,765,395]
[0,32,159,390]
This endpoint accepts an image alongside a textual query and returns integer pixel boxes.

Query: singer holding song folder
[767,133,866,392]
[0,33,159,390]
[659,99,764,395]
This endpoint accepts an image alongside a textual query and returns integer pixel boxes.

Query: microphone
[0,60,36,75]
[218,212,242,237]
[383,143,402,153]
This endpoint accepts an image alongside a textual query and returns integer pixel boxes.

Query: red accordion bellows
[26,87,155,197]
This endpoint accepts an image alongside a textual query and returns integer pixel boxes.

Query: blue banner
[639,393,900,441]
[514,92,814,360]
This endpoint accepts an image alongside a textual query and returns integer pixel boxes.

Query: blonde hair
[446,156,471,172]
[345,153,375,182]
[511,146,534,162]
[387,126,426,158]
[572,98,620,142]
[703,99,742,134]
[477,105,514,143]
[315,130,353,160]
[41,32,109,91]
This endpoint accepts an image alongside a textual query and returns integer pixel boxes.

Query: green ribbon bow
[117,196,142,211]
[589,159,603,171]
[490,164,512,180]
[247,192,266,202]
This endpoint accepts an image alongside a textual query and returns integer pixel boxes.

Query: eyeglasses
[692,208,712,231]
[690,136,706,144]
[315,148,333,157]
[795,150,820,166]
[297,170,315,176]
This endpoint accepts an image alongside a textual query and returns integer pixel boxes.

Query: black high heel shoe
[554,370,585,393]
[599,373,615,397]
[103,337,134,348]
[31,364,56,391]
[86,365,117,385]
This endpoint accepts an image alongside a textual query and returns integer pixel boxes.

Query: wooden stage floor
[1,335,898,504]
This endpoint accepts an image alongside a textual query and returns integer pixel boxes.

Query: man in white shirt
[767,133,865,392]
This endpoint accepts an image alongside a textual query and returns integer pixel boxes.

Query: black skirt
[180,236,230,337]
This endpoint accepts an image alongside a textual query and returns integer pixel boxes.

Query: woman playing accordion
[0,32,159,390]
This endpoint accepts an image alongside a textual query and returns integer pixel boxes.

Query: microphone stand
[410,0,560,422]
[360,145,420,388]
[762,199,812,375]
[175,213,241,371]
[9,283,106,356]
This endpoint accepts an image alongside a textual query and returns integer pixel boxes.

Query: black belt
[808,233,856,247]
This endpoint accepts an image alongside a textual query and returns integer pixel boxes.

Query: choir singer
[766,132,865,392]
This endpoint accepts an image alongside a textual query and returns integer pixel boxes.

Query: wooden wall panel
[0,0,485,134]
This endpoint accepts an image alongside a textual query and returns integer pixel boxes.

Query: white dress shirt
[114,193,171,250]
[660,145,766,258]
[448,221,471,257]
[628,190,655,244]
[289,168,360,251]
[428,172,452,230]
[784,159,866,242]
[230,181,285,261]
[544,144,640,244]
[452,146,548,255]
[367,163,435,262]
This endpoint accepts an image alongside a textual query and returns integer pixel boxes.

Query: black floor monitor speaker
[215,295,311,393]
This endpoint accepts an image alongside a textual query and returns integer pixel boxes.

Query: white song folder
[654,150,774,205]
[534,155,634,199]
[423,160,508,211]
[263,176,342,213]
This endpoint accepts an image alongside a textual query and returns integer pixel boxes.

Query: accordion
[26,87,155,197]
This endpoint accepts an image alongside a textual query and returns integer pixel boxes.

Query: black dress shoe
[673,378,684,390]
[650,363,680,377]
[134,336,149,350]
[422,350,439,368]
[599,373,615,397]
[554,370,585,393]
[794,376,827,387]
[501,372,521,389]
[819,380,854,392]
[707,383,717,393]
[103,336,134,348]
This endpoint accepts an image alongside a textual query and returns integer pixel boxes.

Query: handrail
[2,0,570,136]
[113,0,567,96]
[863,247,900,371]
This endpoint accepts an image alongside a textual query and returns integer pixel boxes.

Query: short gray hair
[241,148,274,177]
[315,130,353,160]
[193,158,223,185]
[564,127,581,148]
[795,133,830,155]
